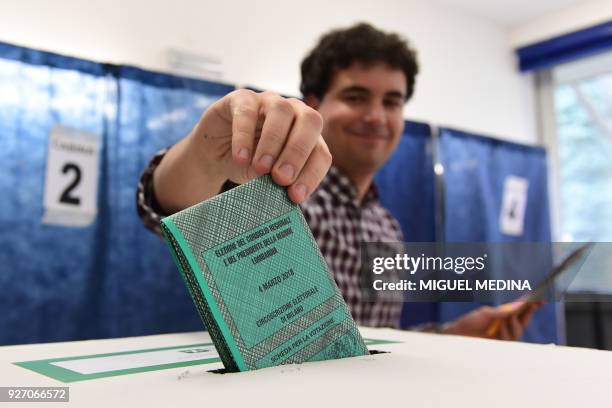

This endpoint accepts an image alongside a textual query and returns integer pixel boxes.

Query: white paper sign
[51,346,219,375]
[499,175,529,236]
[42,126,100,227]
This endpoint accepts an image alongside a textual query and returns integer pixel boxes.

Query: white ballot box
[0,327,609,407]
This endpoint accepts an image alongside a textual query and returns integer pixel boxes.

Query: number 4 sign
[499,175,529,237]
[42,126,100,227]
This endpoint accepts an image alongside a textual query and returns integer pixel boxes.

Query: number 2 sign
[42,126,100,227]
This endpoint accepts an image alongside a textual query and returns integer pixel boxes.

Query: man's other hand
[441,302,542,341]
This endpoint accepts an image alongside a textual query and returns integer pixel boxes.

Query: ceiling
[434,0,585,26]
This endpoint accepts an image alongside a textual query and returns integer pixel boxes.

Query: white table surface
[0,327,609,407]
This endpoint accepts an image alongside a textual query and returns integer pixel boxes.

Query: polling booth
[0,44,110,345]
[375,126,558,343]
[437,128,557,344]
[96,67,234,340]
[0,42,234,345]
[1,41,558,346]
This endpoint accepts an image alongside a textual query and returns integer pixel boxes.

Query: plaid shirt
[137,148,406,328]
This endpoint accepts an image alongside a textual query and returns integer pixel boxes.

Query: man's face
[313,62,406,179]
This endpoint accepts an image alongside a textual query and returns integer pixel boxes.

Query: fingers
[496,314,523,341]
[485,317,502,338]
[271,98,323,186]
[494,302,541,341]
[227,90,260,166]
[518,303,541,327]
[464,303,541,341]
[250,93,327,203]
[217,90,327,203]
[498,318,511,340]
[253,95,296,174]
[287,140,332,202]
[508,314,523,339]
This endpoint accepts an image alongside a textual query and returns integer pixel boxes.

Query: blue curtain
[437,128,558,343]
[0,42,234,345]
[375,121,438,328]
[99,67,233,339]
[375,121,435,242]
[375,126,558,342]
[0,44,110,344]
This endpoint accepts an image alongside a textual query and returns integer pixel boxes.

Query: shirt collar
[319,165,380,208]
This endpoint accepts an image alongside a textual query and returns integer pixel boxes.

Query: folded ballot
[160,175,368,372]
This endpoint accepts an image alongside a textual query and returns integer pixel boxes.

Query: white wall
[0,0,538,144]
[509,0,612,47]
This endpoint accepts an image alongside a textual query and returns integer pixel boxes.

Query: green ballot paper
[160,175,369,372]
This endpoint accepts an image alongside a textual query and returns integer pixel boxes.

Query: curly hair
[300,22,419,102]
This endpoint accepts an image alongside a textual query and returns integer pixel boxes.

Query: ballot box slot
[206,350,390,374]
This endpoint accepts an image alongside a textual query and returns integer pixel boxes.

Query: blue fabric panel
[516,20,612,72]
[438,128,557,343]
[0,42,234,345]
[375,121,435,242]
[374,120,438,328]
[0,49,109,344]
[98,68,233,339]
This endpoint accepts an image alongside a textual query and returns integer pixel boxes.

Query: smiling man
[306,63,407,200]
[137,23,539,339]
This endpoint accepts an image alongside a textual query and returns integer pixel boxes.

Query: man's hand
[154,90,332,213]
[194,89,332,203]
[442,302,542,341]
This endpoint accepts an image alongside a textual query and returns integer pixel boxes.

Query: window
[550,52,612,242]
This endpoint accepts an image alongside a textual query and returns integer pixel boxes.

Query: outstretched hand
[154,90,332,213]
[195,89,332,203]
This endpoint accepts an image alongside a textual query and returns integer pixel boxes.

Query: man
[138,23,539,339]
